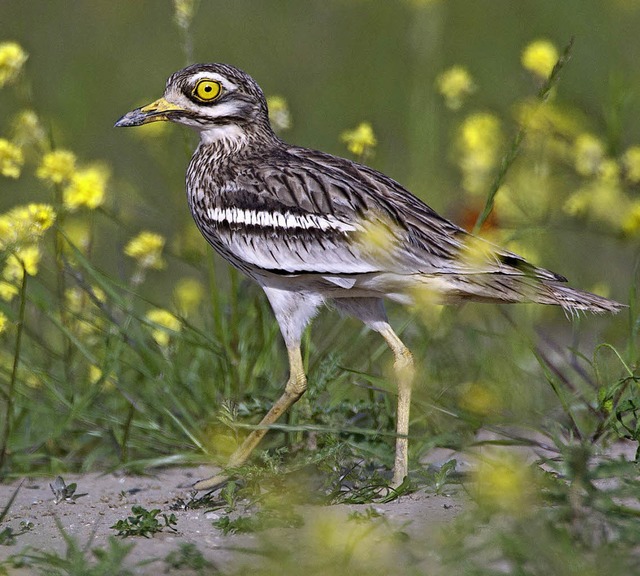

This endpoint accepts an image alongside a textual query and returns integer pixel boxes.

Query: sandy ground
[0,464,463,575]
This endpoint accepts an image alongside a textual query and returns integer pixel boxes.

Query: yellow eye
[193,79,221,102]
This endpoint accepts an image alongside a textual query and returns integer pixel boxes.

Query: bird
[115,63,624,490]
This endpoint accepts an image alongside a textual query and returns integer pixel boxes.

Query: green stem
[473,36,575,234]
[0,268,28,474]
[52,188,73,388]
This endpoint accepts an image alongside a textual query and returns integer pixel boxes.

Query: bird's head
[115,63,272,145]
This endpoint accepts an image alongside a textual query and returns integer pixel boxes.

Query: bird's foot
[192,472,229,492]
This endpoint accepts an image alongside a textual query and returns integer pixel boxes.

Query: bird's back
[184,138,622,314]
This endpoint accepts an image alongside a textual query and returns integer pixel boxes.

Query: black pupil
[204,85,212,92]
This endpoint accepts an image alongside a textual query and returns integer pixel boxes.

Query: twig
[473,36,575,233]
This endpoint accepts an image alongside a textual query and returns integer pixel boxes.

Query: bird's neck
[196,121,281,160]
[198,123,249,149]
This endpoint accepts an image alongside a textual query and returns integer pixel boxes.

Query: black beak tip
[114,109,144,128]
[114,116,131,128]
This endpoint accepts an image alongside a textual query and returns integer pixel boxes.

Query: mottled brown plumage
[116,63,624,490]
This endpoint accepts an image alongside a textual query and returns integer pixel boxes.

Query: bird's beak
[114,97,184,127]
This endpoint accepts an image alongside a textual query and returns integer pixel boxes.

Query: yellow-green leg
[380,326,415,488]
[193,346,307,491]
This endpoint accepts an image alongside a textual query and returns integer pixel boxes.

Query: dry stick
[473,36,575,234]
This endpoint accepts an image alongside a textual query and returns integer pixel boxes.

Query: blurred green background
[1,0,638,293]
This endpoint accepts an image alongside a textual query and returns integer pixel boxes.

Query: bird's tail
[530,280,625,315]
[432,274,625,316]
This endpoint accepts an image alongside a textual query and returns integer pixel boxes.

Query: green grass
[0,2,639,574]
[110,505,178,539]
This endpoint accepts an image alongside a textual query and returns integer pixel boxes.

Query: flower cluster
[563,133,640,234]
[0,203,55,301]
[37,149,108,212]
[442,37,640,247]
[0,203,56,249]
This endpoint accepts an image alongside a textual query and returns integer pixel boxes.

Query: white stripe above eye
[189,71,238,92]
[206,206,356,232]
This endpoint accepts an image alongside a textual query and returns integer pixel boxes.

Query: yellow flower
[89,365,103,385]
[300,508,400,573]
[267,95,292,132]
[12,110,46,150]
[598,158,620,186]
[3,245,41,279]
[145,308,182,347]
[565,156,626,228]
[173,0,197,29]
[174,277,205,315]
[65,285,106,336]
[37,149,77,185]
[61,219,91,254]
[88,365,116,390]
[62,164,108,211]
[459,236,514,275]
[472,450,537,514]
[457,112,503,194]
[355,213,402,262]
[0,139,23,178]
[459,382,502,416]
[521,39,558,79]
[64,287,84,315]
[564,179,627,227]
[459,113,502,153]
[573,133,605,177]
[0,282,18,301]
[622,200,640,236]
[0,42,28,87]
[65,286,104,313]
[515,98,580,141]
[0,311,8,335]
[410,283,444,325]
[563,188,590,217]
[341,122,377,159]
[0,203,56,248]
[125,231,166,270]
[622,146,640,183]
[436,65,476,110]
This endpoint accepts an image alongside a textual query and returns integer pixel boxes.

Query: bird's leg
[379,326,415,488]
[193,345,306,491]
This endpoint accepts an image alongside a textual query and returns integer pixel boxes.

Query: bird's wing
[198,145,563,282]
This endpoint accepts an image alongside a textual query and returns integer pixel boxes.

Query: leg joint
[395,347,414,372]
[285,364,307,398]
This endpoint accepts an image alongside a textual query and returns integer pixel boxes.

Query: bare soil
[0,464,463,575]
